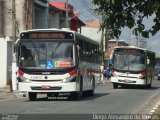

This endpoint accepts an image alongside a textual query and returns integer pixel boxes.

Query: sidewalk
[99,79,111,86]
[0,85,19,102]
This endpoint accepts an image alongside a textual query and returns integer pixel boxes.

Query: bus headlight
[138,71,146,79]
[62,76,76,83]
[18,76,30,83]
[17,69,30,83]
[62,69,78,83]
[111,69,117,77]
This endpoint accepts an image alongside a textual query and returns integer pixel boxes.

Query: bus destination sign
[20,32,74,39]
[30,33,65,39]
[115,49,145,54]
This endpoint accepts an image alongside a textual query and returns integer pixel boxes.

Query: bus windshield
[19,41,75,69]
[113,53,146,71]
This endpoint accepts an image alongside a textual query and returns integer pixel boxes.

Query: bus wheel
[28,92,37,101]
[88,89,95,96]
[47,93,53,97]
[88,77,95,96]
[147,84,151,88]
[47,93,59,98]
[113,83,118,89]
[70,92,81,100]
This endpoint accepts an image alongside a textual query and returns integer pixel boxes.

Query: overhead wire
[78,0,101,20]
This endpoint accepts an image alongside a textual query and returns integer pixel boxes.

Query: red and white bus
[15,29,101,100]
[111,46,155,89]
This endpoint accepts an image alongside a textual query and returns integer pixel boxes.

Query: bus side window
[82,40,86,61]
[78,38,83,61]
[147,54,155,67]
[86,42,90,62]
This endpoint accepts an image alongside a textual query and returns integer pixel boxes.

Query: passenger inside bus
[21,46,36,67]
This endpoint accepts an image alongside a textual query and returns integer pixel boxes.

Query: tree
[92,0,160,39]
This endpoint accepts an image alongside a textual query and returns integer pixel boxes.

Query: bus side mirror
[147,59,150,65]
[77,45,80,51]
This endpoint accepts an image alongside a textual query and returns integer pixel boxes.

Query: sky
[120,16,160,57]
[49,0,99,21]
[49,0,160,57]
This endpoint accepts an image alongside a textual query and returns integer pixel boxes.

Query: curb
[0,89,26,102]
[148,101,160,120]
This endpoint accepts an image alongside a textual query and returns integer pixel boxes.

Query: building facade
[0,0,86,87]
[79,20,102,42]
[0,0,49,87]
[104,40,128,66]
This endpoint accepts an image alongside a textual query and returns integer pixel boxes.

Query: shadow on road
[79,93,110,101]
[24,93,110,102]
[118,85,160,90]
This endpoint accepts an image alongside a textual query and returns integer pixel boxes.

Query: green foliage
[92,0,160,39]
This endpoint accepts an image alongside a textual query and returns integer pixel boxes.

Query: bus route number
[30,76,43,80]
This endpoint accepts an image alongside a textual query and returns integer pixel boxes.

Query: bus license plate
[41,85,51,89]
[124,80,132,83]
[31,75,43,80]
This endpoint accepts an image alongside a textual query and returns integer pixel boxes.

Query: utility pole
[128,29,131,45]
[136,34,139,47]
[65,0,69,28]
[0,0,4,37]
[11,0,17,91]
[12,0,16,43]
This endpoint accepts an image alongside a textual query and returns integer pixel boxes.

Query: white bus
[15,29,101,100]
[111,46,155,89]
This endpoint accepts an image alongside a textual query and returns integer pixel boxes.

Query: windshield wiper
[51,41,62,60]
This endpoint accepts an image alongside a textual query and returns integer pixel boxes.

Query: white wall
[79,27,102,42]
[0,37,12,88]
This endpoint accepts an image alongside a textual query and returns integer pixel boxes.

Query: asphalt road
[0,78,160,120]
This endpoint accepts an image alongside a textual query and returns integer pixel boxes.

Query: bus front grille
[31,86,62,90]
[118,75,138,78]
[31,80,62,82]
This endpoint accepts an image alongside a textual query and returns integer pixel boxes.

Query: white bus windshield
[113,53,146,71]
[19,41,75,69]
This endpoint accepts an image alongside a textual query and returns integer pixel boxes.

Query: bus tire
[80,76,83,91]
[89,76,95,96]
[147,84,151,88]
[28,92,37,101]
[113,83,118,89]
[70,77,82,100]
[88,89,95,96]
[47,93,59,97]
[70,92,81,100]
[47,93,53,97]
[147,77,152,88]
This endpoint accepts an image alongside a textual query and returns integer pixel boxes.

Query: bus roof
[20,28,75,34]
[114,46,155,54]
[20,28,99,45]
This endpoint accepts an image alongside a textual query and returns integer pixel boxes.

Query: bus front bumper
[111,77,146,85]
[18,82,77,93]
